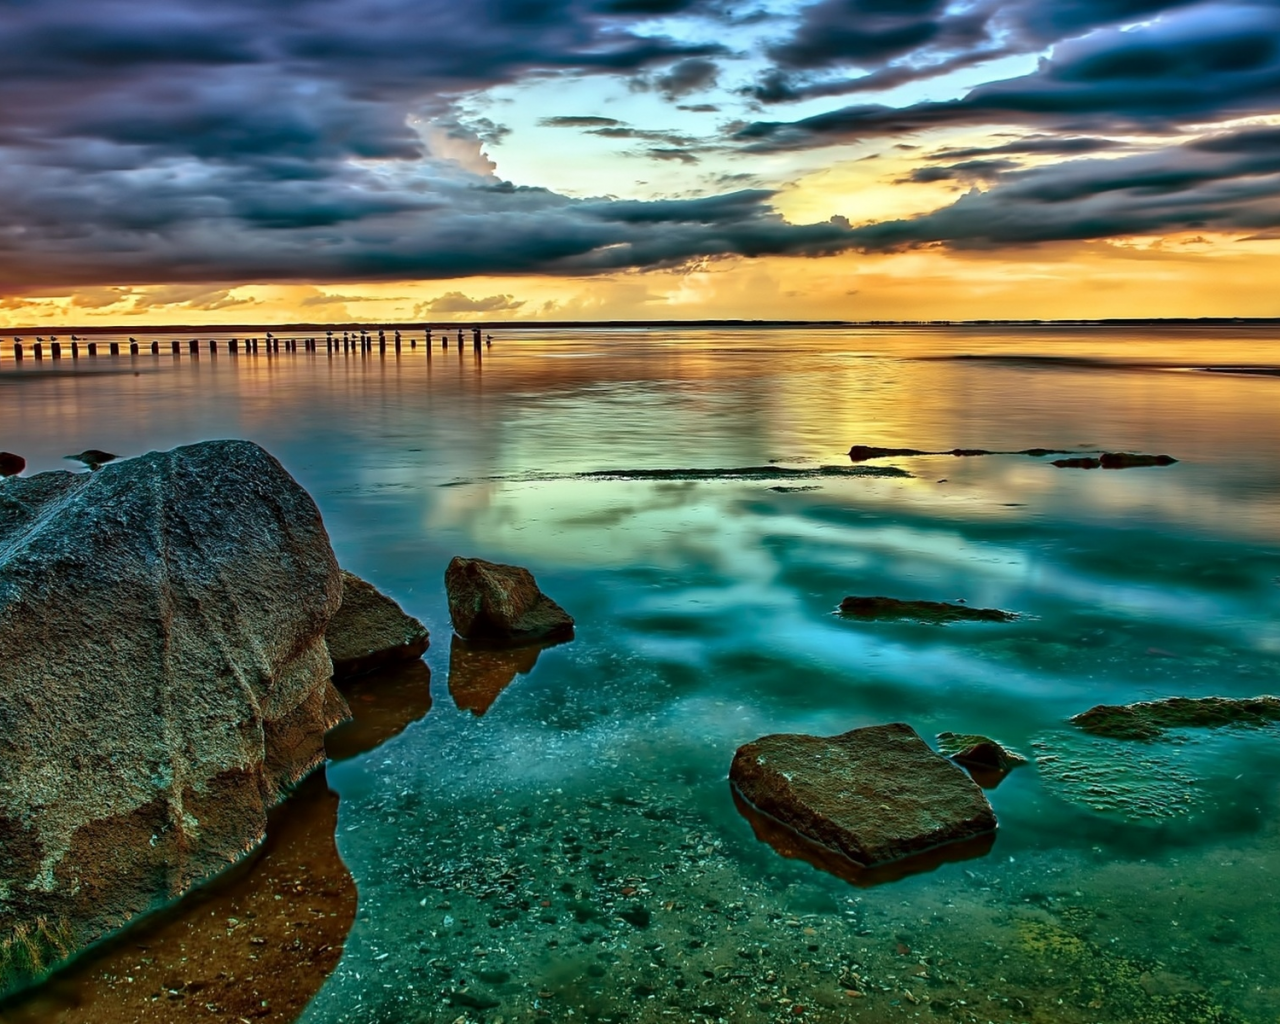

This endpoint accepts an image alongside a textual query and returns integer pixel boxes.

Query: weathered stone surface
[0,440,347,995]
[839,595,1016,624]
[445,556,574,643]
[730,723,996,868]
[1071,695,1280,740]
[326,570,429,679]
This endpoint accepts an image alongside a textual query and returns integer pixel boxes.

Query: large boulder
[325,570,429,679]
[730,723,996,868]
[0,440,347,994]
[444,556,574,644]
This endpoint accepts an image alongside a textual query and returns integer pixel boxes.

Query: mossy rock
[1071,696,1280,741]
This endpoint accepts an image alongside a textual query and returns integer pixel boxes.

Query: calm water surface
[2,326,1280,1024]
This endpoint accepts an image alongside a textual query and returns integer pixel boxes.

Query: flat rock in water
[0,440,346,995]
[1053,452,1177,470]
[326,570,429,679]
[445,556,574,644]
[1071,695,1280,740]
[839,595,1016,624]
[730,723,996,867]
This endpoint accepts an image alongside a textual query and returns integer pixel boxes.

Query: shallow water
[2,325,1280,1023]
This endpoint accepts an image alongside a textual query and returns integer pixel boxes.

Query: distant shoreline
[3,317,1280,335]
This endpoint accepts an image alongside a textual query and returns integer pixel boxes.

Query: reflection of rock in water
[731,786,995,888]
[324,659,433,762]
[448,635,561,716]
[0,771,355,1024]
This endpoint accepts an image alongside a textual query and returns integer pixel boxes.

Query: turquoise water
[2,326,1280,1023]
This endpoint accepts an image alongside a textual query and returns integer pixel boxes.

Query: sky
[2,0,1279,325]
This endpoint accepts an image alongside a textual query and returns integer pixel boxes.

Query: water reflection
[324,660,433,763]
[447,635,566,716]
[3,327,1280,1023]
[0,772,355,1024]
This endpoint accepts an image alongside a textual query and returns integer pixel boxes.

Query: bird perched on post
[64,449,117,471]
[0,452,25,477]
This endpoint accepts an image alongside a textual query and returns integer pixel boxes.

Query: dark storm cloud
[0,0,862,290]
[927,135,1123,161]
[744,0,1210,107]
[844,125,1280,250]
[738,3,1280,149]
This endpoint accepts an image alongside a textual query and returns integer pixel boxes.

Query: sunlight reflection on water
[2,326,1279,1023]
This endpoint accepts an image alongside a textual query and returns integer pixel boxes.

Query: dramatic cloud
[0,0,801,291]
[738,3,1280,148]
[743,0,1214,106]
[844,125,1280,250]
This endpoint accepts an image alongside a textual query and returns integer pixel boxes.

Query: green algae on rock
[838,595,1018,624]
[1071,695,1280,740]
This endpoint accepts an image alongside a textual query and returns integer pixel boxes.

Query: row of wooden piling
[1,327,493,361]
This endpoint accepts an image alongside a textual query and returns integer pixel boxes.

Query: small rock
[325,571,429,679]
[445,556,574,644]
[1098,452,1177,469]
[0,452,24,477]
[839,596,1016,625]
[730,723,996,868]
[937,733,1028,774]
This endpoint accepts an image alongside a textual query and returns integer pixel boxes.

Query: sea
[2,324,1279,1024]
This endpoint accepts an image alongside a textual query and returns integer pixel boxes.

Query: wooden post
[34,343,43,359]
[130,340,139,355]
[88,342,98,356]
[210,340,218,353]
[230,339,239,353]
[52,342,62,359]
[13,343,22,360]
[150,341,159,355]
[110,342,119,356]
[172,340,180,355]
[71,342,79,359]
[189,339,198,354]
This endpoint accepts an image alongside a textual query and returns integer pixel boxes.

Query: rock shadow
[732,787,995,888]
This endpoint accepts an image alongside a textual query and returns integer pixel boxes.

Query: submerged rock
[1099,452,1178,469]
[848,444,1075,462]
[729,723,996,868]
[445,556,574,644]
[1070,695,1280,740]
[1052,452,1177,470]
[325,570,429,679]
[0,440,347,995]
[937,732,1028,776]
[847,445,930,461]
[839,595,1017,624]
